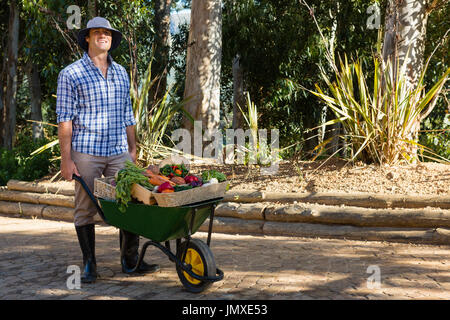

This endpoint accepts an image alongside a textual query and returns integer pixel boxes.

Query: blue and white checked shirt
[56,52,136,157]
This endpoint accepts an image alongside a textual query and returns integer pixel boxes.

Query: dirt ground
[188,159,450,196]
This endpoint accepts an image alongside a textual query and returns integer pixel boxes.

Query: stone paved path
[0,215,449,300]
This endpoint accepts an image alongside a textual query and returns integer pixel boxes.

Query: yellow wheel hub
[183,248,204,285]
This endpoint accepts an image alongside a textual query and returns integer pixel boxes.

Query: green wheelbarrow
[74,175,224,293]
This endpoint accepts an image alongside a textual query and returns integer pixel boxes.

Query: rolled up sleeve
[56,70,77,123]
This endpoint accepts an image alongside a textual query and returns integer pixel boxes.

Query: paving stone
[1,215,449,300]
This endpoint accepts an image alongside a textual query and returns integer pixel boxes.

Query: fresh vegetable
[115,161,154,213]
[146,171,176,186]
[184,175,199,184]
[157,181,174,193]
[160,164,189,178]
[190,180,202,187]
[202,178,219,187]
[170,176,186,185]
[183,175,203,187]
[201,170,226,183]
[174,185,193,192]
[146,165,160,175]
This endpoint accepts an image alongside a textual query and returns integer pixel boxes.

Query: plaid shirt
[56,52,136,157]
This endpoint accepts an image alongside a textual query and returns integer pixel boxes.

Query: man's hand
[129,148,137,163]
[61,158,80,181]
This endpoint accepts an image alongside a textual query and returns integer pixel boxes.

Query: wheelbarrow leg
[165,241,175,262]
[181,208,197,263]
[207,203,217,247]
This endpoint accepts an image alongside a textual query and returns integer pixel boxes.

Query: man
[56,17,159,283]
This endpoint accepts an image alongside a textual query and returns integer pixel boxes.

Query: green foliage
[221,0,380,156]
[307,40,450,164]
[4,0,449,166]
[419,4,450,159]
[130,52,190,163]
[0,149,18,186]
[0,130,57,185]
[420,113,450,160]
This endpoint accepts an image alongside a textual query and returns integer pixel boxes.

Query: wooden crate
[95,176,156,205]
[131,183,157,205]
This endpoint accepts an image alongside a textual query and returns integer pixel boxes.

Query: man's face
[85,28,112,52]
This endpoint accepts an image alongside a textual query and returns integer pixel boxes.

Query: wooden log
[223,190,263,203]
[0,200,45,217]
[228,190,450,209]
[41,206,74,222]
[262,221,450,245]
[215,202,266,220]
[264,203,450,228]
[199,216,264,235]
[0,190,74,208]
[7,179,75,196]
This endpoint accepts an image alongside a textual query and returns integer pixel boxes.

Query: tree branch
[426,0,449,14]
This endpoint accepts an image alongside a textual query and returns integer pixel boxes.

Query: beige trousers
[72,150,132,227]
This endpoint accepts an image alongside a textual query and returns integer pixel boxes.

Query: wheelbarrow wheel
[176,239,216,293]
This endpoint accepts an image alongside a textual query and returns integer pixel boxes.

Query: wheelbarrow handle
[72,174,108,223]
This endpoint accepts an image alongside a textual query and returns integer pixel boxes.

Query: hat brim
[77,27,122,52]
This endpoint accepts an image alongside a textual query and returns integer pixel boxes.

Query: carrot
[147,171,176,186]
[161,189,174,193]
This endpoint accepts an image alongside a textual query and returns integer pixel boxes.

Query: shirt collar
[82,52,115,77]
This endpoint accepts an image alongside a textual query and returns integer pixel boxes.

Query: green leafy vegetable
[201,170,227,183]
[173,184,193,192]
[115,161,154,213]
[160,164,189,178]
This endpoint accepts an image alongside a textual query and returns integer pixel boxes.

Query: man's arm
[126,125,137,163]
[56,70,79,181]
[58,121,80,181]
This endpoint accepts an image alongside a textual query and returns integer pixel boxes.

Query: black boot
[75,224,97,283]
[120,229,160,274]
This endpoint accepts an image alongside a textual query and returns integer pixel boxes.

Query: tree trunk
[382,0,430,161]
[182,0,222,148]
[149,0,172,108]
[232,54,244,130]
[27,61,43,140]
[322,0,340,156]
[87,0,97,20]
[4,0,19,150]
[0,55,5,147]
[382,0,429,90]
